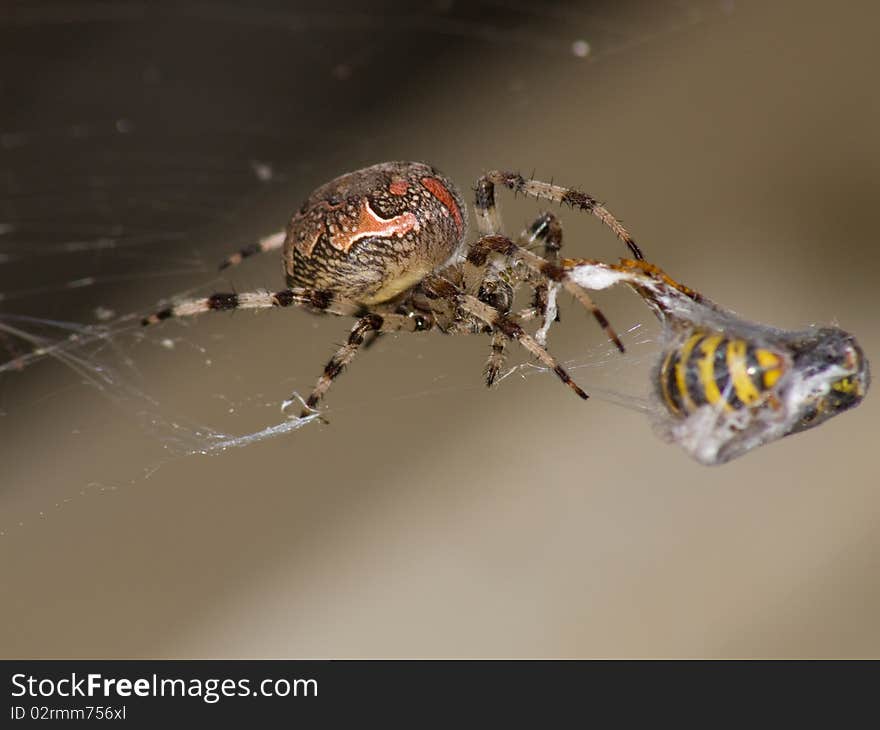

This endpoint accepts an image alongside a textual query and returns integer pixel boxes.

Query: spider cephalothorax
[143,161,643,415]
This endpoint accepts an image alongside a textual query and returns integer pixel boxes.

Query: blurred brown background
[1,0,878,657]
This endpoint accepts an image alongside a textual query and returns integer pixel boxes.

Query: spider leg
[467,235,626,353]
[520,212,563,332]
[476,170,643,260]
[562,257,701,298]
[561,257,704,319]
[468,174,569,376]
[484,331,507,387]
[422,275,587,399]
[141,286,363,326]
[298,311,434,416]
[478,212,565,382]
[217,230,286,270]
[456,292,588,399]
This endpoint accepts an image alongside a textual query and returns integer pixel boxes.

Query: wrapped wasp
[568,258,870,465]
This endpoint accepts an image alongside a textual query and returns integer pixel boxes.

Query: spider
[142,161,644,416]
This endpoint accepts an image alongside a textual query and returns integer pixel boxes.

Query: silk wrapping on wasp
[567,258,870,465]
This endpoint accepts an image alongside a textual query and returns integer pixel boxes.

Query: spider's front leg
[479,212,566,386]
[475,170,644,261]
[484,331,508,388]
[470,167,641,382]
[466,234,626,354]
[468,169,571,384]
[421,275,588,400]
[521,211,564,332]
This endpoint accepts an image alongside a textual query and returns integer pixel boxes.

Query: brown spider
[142,161,644,416]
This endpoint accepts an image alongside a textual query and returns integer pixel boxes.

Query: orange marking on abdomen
[421,176,463,234]
[330,199,418,253]
[389,180,408,196]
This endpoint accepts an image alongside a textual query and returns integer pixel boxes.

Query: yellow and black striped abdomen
[658,332,786,416]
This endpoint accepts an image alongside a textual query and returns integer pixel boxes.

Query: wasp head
[786,327,870,435]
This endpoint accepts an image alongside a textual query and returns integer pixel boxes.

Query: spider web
[0,0,736,535]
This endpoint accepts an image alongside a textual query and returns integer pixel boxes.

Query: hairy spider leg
[478,212,567,386]
[141,287,368,325]
[421,275,588,400]
[141,287,435,417]
[467,234,627,353]
[521,211,564,333]
[217,230,286,270]
[472,171,642,358]
[298,310,434,417]
[476,171,644,261]
[559,256,702,314]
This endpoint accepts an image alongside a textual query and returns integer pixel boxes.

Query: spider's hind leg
[141,286,363,325]
[217,230,286,270]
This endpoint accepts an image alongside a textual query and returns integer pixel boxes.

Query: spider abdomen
[283,161,466,305]
[658,331,787,416]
